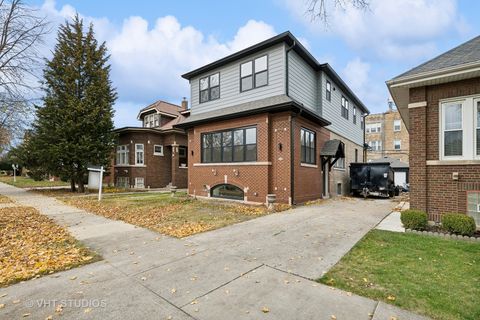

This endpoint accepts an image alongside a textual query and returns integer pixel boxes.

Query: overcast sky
[27,0,479,127]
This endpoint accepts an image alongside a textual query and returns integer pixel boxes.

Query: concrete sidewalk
[0,183,428,320]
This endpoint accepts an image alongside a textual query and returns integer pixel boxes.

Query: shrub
[400,209,428,230]
[442,213,476,236]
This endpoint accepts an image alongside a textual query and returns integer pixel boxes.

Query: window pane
[245,128,256,144]
[210,73,219,86]
[301,146,306,163]
[255,56,267,72]
[309,148,315,164]
[212,133,222,147]
[200,77,209,90]
[477,129,480,156]
[234,130,244,145]
[233,145,244,161]
[200,90,209,103]
[210,86,220,100]
[444,103,462,130]
[223,146,232,162]
[241,76,253,91]
[222,131,232,146]
[326,81,331,91]
[203,148,212,163]
[212,147,221,162]
[444,130,462,156]
[245,145,256,161]
[203,134,211,148]
[255,71,268,87]
[241,61,252,76]
[211,184,244,200]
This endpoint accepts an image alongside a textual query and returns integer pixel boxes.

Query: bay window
[202,127,257,163]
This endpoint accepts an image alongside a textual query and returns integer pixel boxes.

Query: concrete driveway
[0,183,427,320]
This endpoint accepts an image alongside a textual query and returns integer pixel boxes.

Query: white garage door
[394,171,407,187]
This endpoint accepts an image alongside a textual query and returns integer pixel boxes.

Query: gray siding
[288,51,317,112]
[190,43,286,115]
[320,71,364,146]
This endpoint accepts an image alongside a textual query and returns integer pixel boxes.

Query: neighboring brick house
[366,102,409,164]
[112,100,189,189]
[388,35,480,225]
[175,32,369,204]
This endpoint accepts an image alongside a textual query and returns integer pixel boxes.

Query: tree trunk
[78,181,85,193]
[70,178,76,192]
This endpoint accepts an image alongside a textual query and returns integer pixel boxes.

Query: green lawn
[319,230,480,320]
[0,176,69,188]
[62,192,291,238]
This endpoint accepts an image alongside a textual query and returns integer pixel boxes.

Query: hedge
[400,209,428,230]
[442,213,476,237]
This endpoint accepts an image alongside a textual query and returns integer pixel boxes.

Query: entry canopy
[320,139,345,169]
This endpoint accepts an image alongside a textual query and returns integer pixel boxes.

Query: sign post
[11,164,18,182]
[87,165,104,201]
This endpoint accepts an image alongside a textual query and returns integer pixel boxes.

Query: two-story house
[176,32,369,204]
[388,35,480,226]
[112,100,189,189]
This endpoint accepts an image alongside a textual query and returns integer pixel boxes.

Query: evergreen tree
[27,15,116,192]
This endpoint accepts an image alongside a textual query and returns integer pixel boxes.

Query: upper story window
[341,96,349,119]
[326,80,331,101]
[353,106,357,124]
[135,144,144,165]
[361,115,364,130]
[116,145,129,165]
[300,128,316,165]
[366,123,381,133]
[202,127,257,163]
[144,113,160,128]
[393,119,401,132]
[153,145,164,156]
[199,73,220,103]
[394,140,401,150]
[240,55,268,92]
[368,140,382,151]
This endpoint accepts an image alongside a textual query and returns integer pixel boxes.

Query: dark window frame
[353,106,357,124]
[211,184,244,201]
[201,126,257,163]
[300,127,316,165]
[341,96,349,120]
[326,80,331,101]
[240,55,268,92]
[199,72,220,104]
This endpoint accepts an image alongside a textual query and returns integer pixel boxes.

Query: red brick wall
[409,77,480,221]
[293,117,330,203]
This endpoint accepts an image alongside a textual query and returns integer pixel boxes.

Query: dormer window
[199,73,220,103]
[240,55,268,92]
[144,113,160,128]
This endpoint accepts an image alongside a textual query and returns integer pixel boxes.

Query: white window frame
[153,144,164,156]
[134,177,145,189]
[116,145,129,165]
[368,140,382,151]
[393,120,401,132]
[439,99,467,161]
[394,140,401,150]
[135,143,145,165]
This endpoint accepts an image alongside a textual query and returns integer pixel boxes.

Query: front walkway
[0,183,428,320]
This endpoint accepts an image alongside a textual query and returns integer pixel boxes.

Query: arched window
[211,184,244,201]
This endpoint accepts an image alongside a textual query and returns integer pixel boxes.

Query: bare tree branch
[306,0,369,25]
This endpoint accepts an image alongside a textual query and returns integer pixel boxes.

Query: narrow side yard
[62,192,290,238]
[319,230,480,320]
[0,176,69,188]
[0,205,97,287]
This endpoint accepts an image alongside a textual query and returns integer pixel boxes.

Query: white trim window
[135,177,145,189]
[153,145,164,156]
[116,145,129,165]
[326,80,331,101]
[441,101,463,159]
[394,140,401,150]
[366,123,381,133]
[393,119,401,132]
[144,114,160,128]
[135,144,144,165]
[368,140,382,151]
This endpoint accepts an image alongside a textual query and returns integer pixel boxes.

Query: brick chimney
[181,97,188,110]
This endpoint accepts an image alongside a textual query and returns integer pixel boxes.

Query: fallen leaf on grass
[0,303,5,309]
[387,295,396,301]
[84,308,92,313]
[12,300,20,304]
[331,315,337,320]
[22,313,30,317]
[261,306,270,313]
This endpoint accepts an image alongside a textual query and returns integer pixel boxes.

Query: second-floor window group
[200,73,220,103]
[341,96,349,120]
[241,55,268,92]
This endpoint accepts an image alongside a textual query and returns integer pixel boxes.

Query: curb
[405,228,480,242]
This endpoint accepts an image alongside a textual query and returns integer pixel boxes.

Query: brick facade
[409,77,480,221]
[187,112,336,204]
[114,130,188,189]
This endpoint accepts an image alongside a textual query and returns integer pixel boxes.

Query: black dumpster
[350,162,397,198]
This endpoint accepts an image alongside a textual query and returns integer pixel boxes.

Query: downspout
[286,40,296,204]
